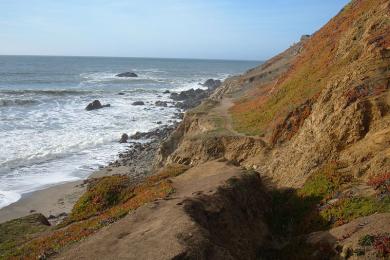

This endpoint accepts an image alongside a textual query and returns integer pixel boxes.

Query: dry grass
[230,0,390,137]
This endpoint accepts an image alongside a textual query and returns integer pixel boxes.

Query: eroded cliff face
[158,0,390,188]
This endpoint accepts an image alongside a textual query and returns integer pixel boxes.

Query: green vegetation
[66,175,135,223]
[298,163,353,199]
[265,162,390,258]
[188,99,219,115]
[359,234,376,246]
[321,196,390,225]
[230,0,389,137]
[358,233,390,257]
[4,164,189,260]
[0,214,50,258]
[267,163,390,237]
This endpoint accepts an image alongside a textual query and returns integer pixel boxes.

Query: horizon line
[0,54,263,63]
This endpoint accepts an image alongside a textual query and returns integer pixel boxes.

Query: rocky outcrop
[171,89,211,110]
[270,96,318,146]
[85,100,111,111]
[119,133,128,143]
[155,101,168,107]
[179,172,270,259]
[307,213,390,259]
[56,162,271,260]
[116,72,138,78]
[201,79,222,90]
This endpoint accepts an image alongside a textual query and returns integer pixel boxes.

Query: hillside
[1,0,389,259]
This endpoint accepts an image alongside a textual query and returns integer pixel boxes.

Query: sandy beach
[0,181,85,224]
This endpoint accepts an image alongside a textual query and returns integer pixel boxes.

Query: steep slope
[4,1,389,259]
[160,0,390,188]
[55,162,270,260]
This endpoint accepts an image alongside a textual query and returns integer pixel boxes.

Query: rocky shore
[0,79,221,225]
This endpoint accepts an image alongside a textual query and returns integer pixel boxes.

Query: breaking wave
[0,98,39,107]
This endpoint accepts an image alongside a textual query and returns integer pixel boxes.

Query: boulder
[163,90,170,94]
[116,72,138,78]
[119,133,129,143]
[170,89,204,101]
[132,101,145,106]
[155,101,168,107]
[202,79,222,90]
[85,100,111,111]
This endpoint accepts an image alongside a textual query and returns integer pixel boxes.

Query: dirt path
[55,161,244,260]
[210,97,246,136]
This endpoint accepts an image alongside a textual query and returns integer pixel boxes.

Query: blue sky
[0,0,350,60]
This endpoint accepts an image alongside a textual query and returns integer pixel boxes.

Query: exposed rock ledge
[56,161,270,259]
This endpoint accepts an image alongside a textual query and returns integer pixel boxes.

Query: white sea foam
[0,90,178,208]
[0,98,39,107]
[0,57,258,209]
[0,191,21,209]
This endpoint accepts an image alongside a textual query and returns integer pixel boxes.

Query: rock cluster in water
[85,100,111,111]
[116,72,138,78]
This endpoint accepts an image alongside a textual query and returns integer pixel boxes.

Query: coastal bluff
[1,0,390,259]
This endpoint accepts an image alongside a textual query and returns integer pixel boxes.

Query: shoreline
[0,123,176,224]
[0,83,216,224]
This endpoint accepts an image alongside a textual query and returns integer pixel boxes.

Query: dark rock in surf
[85,100,111,111]
[119,133,129,143]
[163,90,170,94]
[155,101,168,107]
[132,101,145,106]
[116,72,138,78]
[201,79,222,90]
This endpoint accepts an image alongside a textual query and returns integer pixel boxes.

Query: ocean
[0,55,260,208]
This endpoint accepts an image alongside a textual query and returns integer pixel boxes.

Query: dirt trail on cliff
[55,162,253,260]
[211,98,246,137]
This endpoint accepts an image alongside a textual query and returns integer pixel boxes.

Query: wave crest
[0,99,39,107]
[0,89,91,96]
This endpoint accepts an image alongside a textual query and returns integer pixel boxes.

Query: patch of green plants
[65,175,135,224]
[264,162,390,257]
[321,196,390,226]
[266,163,355,236]
[359,234,375,246]
[358,233,390,258]
[298,163,353,200]
[4,164,189,260]
[188,99,219,115]
[0,214,50,258]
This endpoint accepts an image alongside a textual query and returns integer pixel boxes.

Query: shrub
[368,173,390,194]
[321,196,390,226]
[358,234,390,257]
[299,162,353,200]
[359,234,375,246]
[67,175,134,223]
[374,234,390,257]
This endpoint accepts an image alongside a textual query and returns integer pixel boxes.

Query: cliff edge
[2,0,389,259]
